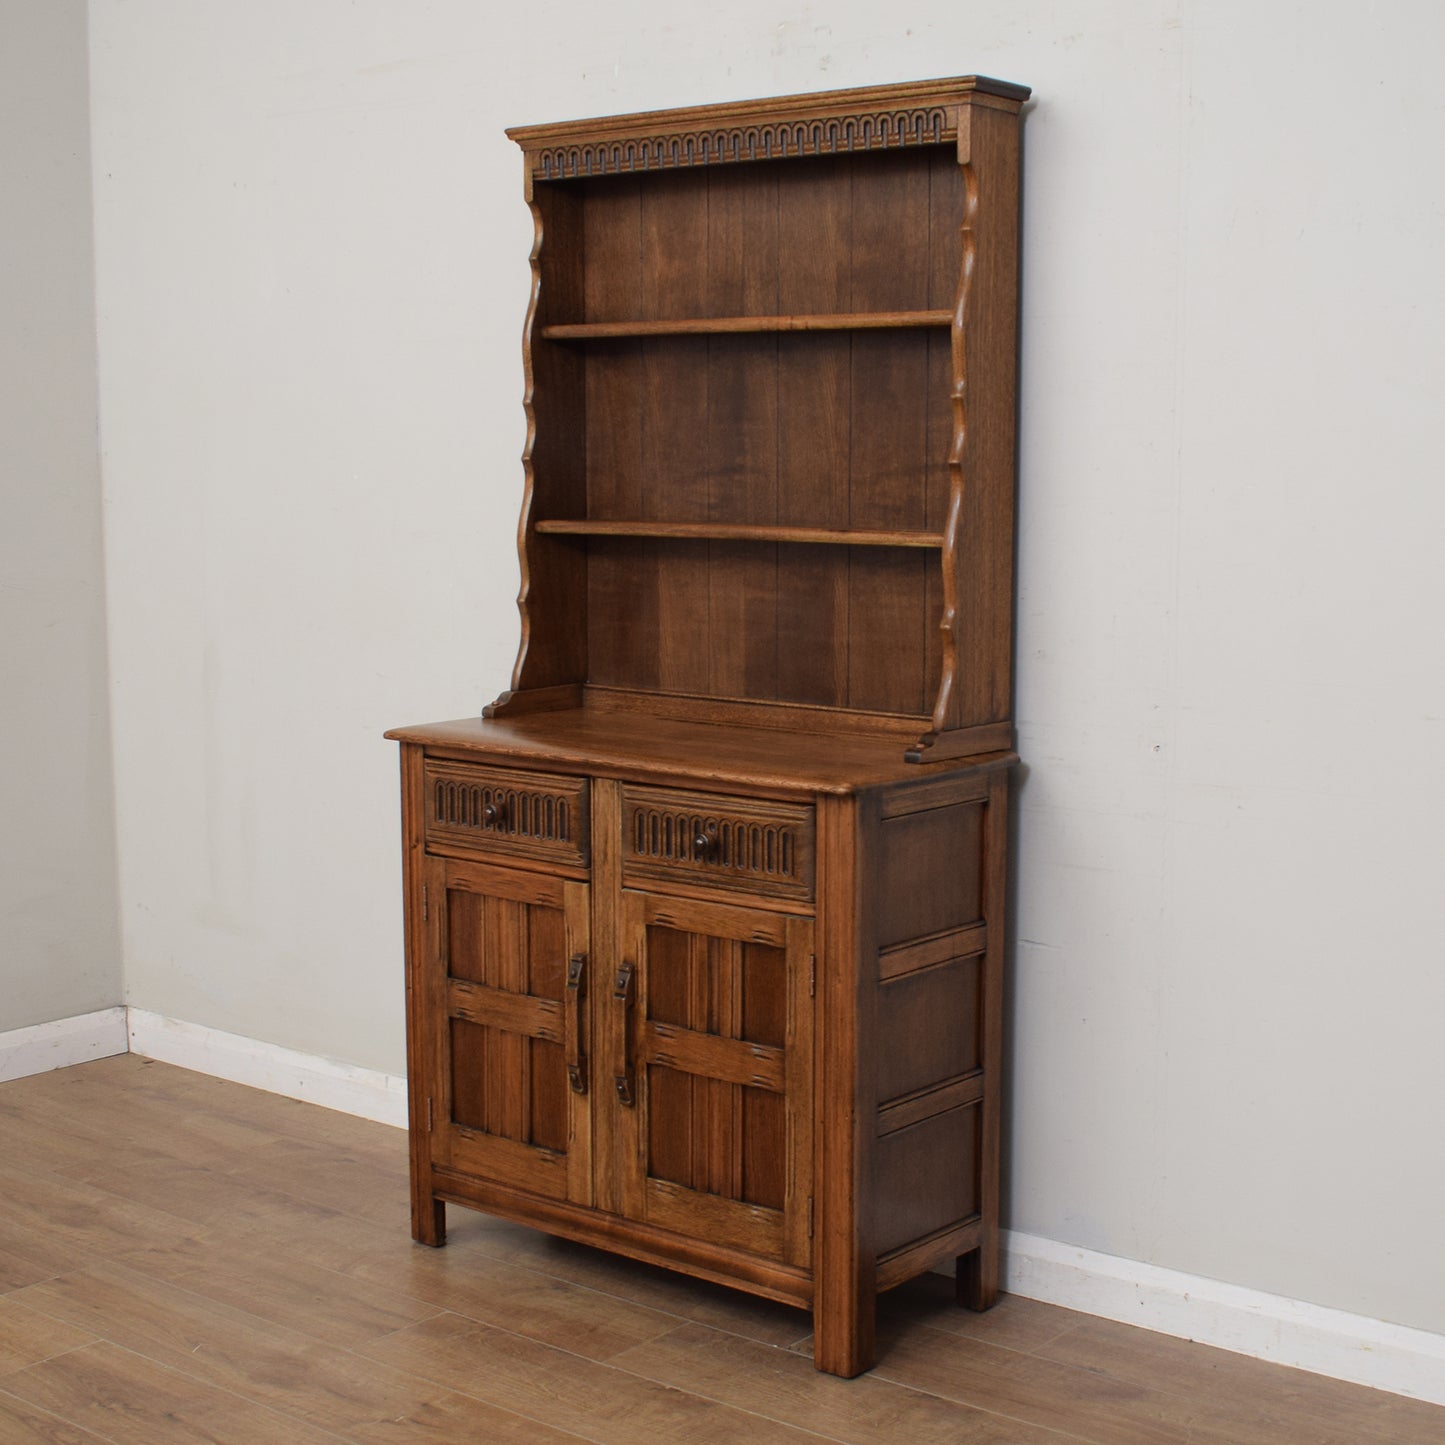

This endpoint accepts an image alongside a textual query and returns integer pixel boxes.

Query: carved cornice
[533,106,950,180]
[510,75,1029,180]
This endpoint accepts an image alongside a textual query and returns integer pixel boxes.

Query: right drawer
[620,785,815,903]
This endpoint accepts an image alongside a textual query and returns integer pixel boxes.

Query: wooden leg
[412,1193,446,1247]
[956,1243,998,1311]
[812,1286,875,1379]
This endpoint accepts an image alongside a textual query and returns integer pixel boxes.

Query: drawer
[621,785,814,903]
[424,761,589,868]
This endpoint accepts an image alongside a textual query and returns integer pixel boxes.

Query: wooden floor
[0,1058,1441,1444]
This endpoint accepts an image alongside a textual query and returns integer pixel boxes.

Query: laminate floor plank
[0,1167,207,1269]
[876,1274,1084,1353]
[449,1210,815,1349]
[355,1310,828,1444]
[13,1263,578,1442]
[608,1320,1083,1443]
[0,1388,110,1445]
[0,1302,94,1380]
[110,1236,444,1350]
[1032,1315,1445,1445]
[1,1057,1441,1445]
[2,1342,347,1445]
[218,1138,411,1232]
[200,1193,686,1362]
[870,1323,1430,1445]
[71,1057,403,1163]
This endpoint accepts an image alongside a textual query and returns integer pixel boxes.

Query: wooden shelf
[534,519,945,548]
[540,310,952,340]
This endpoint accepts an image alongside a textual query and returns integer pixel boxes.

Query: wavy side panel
[487,175,588,718]
[919,157,978,746]
[505,186,547,696]
[911,98,1023,762]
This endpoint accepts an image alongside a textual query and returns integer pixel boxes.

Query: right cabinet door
[613,890,814,1268]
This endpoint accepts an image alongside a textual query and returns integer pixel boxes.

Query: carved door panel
[423,856,591,1206]
[613,890,814,1267]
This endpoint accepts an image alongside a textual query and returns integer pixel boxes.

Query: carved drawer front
[424,761,588,868]
[621,785,814,903]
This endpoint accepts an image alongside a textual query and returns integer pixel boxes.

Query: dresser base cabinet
[394,727,1013,1377]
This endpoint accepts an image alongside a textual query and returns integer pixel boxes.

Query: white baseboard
[0,1007,129,1082]
[125,1008,407,1128]
[1001,1229,1445,1408]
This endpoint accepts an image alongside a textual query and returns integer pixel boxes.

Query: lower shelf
[533,519,945,548]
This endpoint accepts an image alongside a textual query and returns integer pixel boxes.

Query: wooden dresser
[387,74,1029,1378]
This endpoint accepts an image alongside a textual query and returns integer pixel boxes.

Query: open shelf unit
[489,75,1027,761]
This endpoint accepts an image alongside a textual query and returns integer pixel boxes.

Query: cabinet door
[614,891,814,1267]
[422,856,591,1206]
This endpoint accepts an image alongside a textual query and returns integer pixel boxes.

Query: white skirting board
[6,1009,1442,1406]
[0,1007,129,1082]
[125,1008,407,1128]
[1000,1230,1445,1408]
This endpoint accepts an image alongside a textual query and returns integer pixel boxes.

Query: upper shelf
[534,520,945,548]
[539,310,952,341]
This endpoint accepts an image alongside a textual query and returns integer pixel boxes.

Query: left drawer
[423,760,589,869]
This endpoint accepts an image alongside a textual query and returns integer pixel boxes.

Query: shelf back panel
[586,537,940,716]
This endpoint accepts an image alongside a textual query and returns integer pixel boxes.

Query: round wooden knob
[693,832,713,856]
[484,801,507,826]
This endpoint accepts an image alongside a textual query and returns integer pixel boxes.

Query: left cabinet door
[419,855,593,1207]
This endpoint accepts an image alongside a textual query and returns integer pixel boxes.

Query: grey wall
[0,0,121,1030]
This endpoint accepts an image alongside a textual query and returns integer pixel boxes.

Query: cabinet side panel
[874,1106,980,1256]
[943,102,1023,732]
[925,149,968,703]
[867,770,1006,1279]
[876,800,984,946]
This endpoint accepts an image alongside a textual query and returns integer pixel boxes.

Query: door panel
[616,890,813,1266]
[425,856,591,1206]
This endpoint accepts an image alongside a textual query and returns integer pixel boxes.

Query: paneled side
[875,798,984,947]
[874,1107,980,1256]
[867,773,1001,1274]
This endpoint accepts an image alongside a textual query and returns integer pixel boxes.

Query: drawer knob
[483,800,508,827]
[693,832,714,857]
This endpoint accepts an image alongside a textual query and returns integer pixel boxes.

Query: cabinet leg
[412,1194,446,1248]
[956,1244,998,1311]
[812,1290,876,1378]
